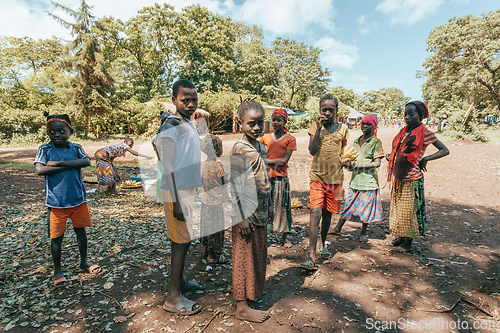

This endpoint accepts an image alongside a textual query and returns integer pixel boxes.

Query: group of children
[35,79,449,322]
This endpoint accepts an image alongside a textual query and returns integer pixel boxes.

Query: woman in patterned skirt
[95,138,152,193]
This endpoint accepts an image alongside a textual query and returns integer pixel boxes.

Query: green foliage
[50,0,114,136]
[357,88,409,118]
[0,108,46,134]
[179,5,236,93]
[130,102,164,136]
[198,90,256,132]
[422,9,500,117]
[9,127,48,147]
[233,23,279,101]
[272,38,330,111]
[442,109,489,142]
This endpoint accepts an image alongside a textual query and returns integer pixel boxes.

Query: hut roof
[346,105,364,119]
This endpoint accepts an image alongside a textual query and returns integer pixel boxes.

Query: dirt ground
[0,126,499,333]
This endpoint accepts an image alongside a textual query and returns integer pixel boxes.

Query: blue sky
[1,0,498,100]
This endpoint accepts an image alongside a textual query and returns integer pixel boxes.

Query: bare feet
[235,301,268,323]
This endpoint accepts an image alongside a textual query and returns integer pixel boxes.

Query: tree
[328,86,357,107]
[233,23,279,101]
[48,0,114,136]
[178,5,236,93]
[0,37,64,109]
[422,10,500,117]
[272,38,330,111]
[357,88,408,118]
[96,4,183,102]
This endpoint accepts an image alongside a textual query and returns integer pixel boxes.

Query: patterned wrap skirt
[95,150,120,186]
[340,188,383,223]
[270,176,292,234]
[232,225,267,301]
[200,203,225,253]
[389,178,427,238]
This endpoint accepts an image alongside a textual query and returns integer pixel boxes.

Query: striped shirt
[403,128,438,181]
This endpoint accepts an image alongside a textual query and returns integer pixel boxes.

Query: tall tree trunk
[84,108,89,137]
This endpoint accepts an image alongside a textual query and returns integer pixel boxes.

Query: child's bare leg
[281,233,290,246]
[235,300,267,323]
[308,208,322,262]
[74,227,90,270]
[164,241,200,312]
[51,235,64,279]
[320,210,332,249]
[331,217,346,235]
[359,223,368,242]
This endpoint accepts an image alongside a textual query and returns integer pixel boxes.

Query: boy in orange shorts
[35,113,100,287]
[301,94,349,270]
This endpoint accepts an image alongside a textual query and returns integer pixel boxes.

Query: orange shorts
[309,180,342,213]
[161,188,196,244]
[48,202,92,239]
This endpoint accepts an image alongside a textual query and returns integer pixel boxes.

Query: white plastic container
[143,179,157,198]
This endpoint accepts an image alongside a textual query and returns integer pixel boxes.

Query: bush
[443,110,489,142]
[9,127,48,147]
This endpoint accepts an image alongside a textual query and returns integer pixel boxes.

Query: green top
[349,136,384,191]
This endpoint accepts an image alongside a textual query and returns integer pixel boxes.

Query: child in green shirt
[331,114,384,242]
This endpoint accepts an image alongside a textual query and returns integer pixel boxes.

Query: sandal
[52,276,68,288]
[181,280,205,293]
[163,297,202,315]
[319,248,330,259]
[83,264,101,274]
[300,260,318,271]
[206,254,227,265]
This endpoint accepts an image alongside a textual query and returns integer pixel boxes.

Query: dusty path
[0,126,498,332]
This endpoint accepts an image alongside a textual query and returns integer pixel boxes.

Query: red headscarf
[361,114,378,136]
[273,108,288,133]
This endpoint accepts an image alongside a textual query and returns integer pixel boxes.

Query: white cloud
[376,0,444,26]
[357,14,378,34]
[0,6,72,40]
[314,37,359,70]
[235,0,336,36]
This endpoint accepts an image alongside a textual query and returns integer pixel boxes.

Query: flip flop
[52,276,68,288]
[162,297,202,316]
[84,264,101,274]
[319,248,330,259]
[181,280,205,293]
[206,254,227,265]
[300,260,318,271]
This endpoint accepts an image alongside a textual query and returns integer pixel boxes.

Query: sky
[0,0,498,100]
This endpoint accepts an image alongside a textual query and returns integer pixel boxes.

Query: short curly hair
[201,134,223,157]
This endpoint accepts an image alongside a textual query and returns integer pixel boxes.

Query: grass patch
[0,159,36,172]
